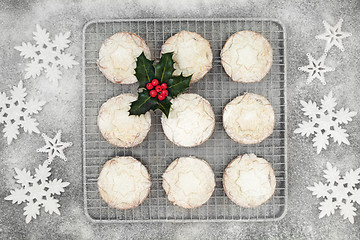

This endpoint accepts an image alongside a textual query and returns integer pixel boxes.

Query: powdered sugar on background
[1,0,360,239]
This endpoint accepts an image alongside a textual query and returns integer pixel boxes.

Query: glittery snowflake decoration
[294,91,357,154]
[37,130,73,165]
[0,81,46,144]
[316,19,352,53]
[15,24,78,85]
[298,53,334,85]
[4,162,70,223]
[308,162,360,223]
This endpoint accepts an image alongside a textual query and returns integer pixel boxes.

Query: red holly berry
[146,82,153,90]
[150,90,157,98]
[152,79,159,86]
[161,90,169,96]
[155,85,162,92]
[158,94,165,101]
[160,83,167,90]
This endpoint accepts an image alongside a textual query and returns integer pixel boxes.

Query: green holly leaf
[157,97,172,118]
[130,52,191,118]
[129,90,158,116]
[129,91,172,117]
[167,75,192,98]
[155,52,174,83]
[135,52,155,89]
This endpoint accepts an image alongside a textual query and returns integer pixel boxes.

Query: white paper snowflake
[15,24,78,85]
[4,162,70,223]
[0,81,46,144]
[298,53,334,85]
[316,19,352,53]
[37,130,73,165]
[294,91,357,154]
[308,162,360,223]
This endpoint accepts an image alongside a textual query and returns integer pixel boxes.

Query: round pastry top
[161,30,213,83]
[221,30,273,83]
[97,156,151,209]
[98,32,151,84]
[223,153,276,208]
[162,156,215,208]
[161,93,215,147]
[223,93,275,144]
[98,94,151,148]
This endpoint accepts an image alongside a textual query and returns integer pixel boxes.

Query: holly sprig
[129,52,191,117]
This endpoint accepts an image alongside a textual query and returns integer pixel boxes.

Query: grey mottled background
[1,0,360,239]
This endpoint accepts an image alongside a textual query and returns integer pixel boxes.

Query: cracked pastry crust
[97,94,151,148]
[223,153,276,208]
[161,93,215,147]
[223,93,275,144]
[97,32,151,84]
[161,30,213,83]
[97,156,151,209]
[162,156,215,209]
[221,31,273,83]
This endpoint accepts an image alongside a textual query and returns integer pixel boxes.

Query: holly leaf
[130,52,190,118]
[155,52,174,83]
[135,52,155,89]
[157,98,172,118]
[167,75,192,98]
[129,91,158,116]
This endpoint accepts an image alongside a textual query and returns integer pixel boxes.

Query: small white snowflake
[15,24,78,85]
[298,53,334,85]
[308,162,360,223]
[4,162,70,223]
[316,19,352,53]
[0,81,46,144]
[294,91,357,154]
[37,130,73,165]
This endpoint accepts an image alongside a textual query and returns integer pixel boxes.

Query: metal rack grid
[82,18,287,222]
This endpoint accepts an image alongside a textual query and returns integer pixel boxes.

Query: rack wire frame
[82,18,287,222]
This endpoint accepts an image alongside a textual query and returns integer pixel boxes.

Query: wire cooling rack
[82,18,287,222]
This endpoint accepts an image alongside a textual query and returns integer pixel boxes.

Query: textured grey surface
[0,0,360,239]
